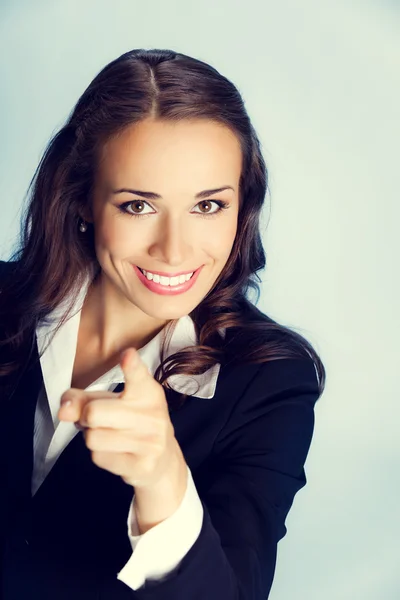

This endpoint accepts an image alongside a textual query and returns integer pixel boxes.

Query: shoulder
[0,260,18,285]
[216,356,321,443]
[212,355,321,477]
[218,355,321,429]
[238,356,320,406]
[257,356,319,392]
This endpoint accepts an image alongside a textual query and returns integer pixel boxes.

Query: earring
[79,220,87,232]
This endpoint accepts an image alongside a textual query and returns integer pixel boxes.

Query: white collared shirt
[32,270,222,591]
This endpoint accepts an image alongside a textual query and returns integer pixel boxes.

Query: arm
[116,465,204,590]
[98,357,321,599]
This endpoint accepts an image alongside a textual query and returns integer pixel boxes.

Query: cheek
[206,222,237,258]
[96,217,137,252]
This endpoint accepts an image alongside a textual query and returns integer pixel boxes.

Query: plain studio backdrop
[0,1,398,598]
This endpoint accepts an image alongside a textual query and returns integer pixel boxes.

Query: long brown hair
[0,48,326,406]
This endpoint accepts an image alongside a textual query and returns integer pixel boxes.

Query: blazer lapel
[1,335,43,516]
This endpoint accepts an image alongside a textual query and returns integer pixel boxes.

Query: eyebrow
[111,186,235,200]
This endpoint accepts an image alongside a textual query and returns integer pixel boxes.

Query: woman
[0,48,326,599]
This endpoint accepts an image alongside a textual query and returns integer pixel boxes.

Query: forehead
[97,119,242,185]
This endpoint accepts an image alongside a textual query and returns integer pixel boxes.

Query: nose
[147,214,194,267]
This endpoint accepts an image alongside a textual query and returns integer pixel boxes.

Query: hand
[57,348,182,490]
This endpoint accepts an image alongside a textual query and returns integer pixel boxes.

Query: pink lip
[133,264,204,296]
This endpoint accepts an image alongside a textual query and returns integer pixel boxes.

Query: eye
[192,200,230,218]
[117,199,230,219]
[118,200,153,218]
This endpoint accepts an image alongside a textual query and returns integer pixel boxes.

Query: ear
[79,207,93,224]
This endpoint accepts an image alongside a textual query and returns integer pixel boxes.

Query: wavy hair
[0,48,326,407]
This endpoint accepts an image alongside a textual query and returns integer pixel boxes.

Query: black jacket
[0,260,322,599]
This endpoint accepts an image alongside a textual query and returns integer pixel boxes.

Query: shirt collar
[35,268,222,399]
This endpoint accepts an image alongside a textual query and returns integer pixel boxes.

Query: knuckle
[142,456,156,475]
[153,434,167,453]
[85,428,96,449]
[91,450,101,466]
[161,419,173,440]
[85,403,97,426]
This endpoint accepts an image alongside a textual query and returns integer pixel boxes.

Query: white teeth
[140,268,194,286]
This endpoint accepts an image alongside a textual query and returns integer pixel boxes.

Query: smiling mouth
[137,266,201,277]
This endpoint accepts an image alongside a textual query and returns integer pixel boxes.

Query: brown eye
[120,200,153,217]
[130,200,145,213]
[198,200,212,213]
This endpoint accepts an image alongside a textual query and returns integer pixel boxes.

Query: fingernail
[61,398,72,407]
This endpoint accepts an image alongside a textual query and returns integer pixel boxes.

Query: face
[86,118,241,325]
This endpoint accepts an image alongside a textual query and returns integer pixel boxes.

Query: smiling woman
[0,48,326,600]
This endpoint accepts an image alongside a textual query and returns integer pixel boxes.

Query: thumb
[120,347,148,391]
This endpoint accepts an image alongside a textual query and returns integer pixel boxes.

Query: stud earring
[79,220,87,232]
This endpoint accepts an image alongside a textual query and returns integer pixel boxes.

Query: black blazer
[0,260,321,600]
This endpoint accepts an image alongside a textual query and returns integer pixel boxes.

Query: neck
[80,271,168,361]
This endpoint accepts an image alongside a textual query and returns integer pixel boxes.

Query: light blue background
[0,1,399,598]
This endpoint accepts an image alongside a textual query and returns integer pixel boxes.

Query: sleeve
[116,465,204,591]
[99,357,322,599]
